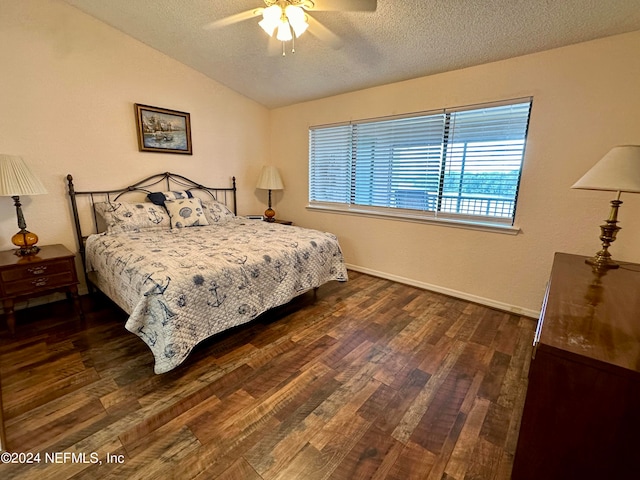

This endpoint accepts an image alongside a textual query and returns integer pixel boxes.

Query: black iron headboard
[66,172,237,280]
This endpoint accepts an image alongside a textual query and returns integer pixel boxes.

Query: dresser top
[538,252,640,374]
[0,244,74,268]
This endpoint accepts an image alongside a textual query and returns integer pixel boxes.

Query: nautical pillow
[147,190,193,206]
[164,198,210,228]
[201,199,235,225]
[94,201,170,233]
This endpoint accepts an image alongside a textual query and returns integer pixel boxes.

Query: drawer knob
[32,278,49,287]
[28,266,48,275]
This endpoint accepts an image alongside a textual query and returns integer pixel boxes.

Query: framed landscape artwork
[135,104,192,154]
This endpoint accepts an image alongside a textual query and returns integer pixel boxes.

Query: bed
[67,172,348,373]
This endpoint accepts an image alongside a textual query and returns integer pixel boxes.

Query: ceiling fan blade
[307,16,344,49]
[305,0,377,11]
[203,8,263,30]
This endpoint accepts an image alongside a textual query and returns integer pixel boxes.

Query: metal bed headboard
[66,172,237,281]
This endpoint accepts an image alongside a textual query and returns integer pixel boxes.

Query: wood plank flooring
[0,271,536,479]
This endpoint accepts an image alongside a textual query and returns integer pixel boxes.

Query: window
[309,98,532,229]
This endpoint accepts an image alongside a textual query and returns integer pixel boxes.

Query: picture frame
[134,103,192,154]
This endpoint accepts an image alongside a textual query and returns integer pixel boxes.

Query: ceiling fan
[204,0,377,55]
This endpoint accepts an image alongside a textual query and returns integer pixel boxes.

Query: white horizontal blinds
[352,114,445,210]
[309,124,352,204]
[309,98,532,226]
[442,102,531,220]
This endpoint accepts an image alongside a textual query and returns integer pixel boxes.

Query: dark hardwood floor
[0,271,535,479]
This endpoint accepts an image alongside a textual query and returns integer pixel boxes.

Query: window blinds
[309,98,532,226]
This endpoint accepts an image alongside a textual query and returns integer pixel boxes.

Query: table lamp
[256,166,284,222]
[571,145,640,269]
[0,154,48,256]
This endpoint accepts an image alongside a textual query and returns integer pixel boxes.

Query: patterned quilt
[85,218,348,373]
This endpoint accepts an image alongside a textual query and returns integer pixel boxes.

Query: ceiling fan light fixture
[276,18,293,41]
[258,5,281,36]
[285,5,309,37]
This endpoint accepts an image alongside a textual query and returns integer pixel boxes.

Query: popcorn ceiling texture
[61,0,640,108]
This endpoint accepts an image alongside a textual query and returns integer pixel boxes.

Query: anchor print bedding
[85,218,348,373]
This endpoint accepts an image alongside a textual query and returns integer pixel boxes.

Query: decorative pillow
[147,190,193,206]
[201,199,235,225]
[94,201,170,233]
[164,198,209,228]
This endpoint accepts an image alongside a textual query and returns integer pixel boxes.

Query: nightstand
[266,219,293,225]
[0,244,84,334]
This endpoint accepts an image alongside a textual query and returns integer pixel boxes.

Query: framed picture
[135,103,192,154]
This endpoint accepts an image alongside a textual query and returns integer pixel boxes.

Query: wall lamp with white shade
[571,145,640,269]
[0,154,48,256]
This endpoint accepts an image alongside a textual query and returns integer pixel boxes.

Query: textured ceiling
[61,0,640,108]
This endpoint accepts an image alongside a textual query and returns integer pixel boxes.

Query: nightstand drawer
[0,259,73,282]
[2,271,76,296]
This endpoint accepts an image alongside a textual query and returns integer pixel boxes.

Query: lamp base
[11,229,40,257]
[264,207,276,222]
[585,198,622,270]
[585,253,619,270]
[14,245,41,257]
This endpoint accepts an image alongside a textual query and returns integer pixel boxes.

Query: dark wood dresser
[512,252,640,479]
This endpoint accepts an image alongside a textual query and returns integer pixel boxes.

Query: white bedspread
[85,218,348,373]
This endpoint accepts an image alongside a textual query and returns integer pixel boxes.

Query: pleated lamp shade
[0,154,48,196]
[256,166,284,191]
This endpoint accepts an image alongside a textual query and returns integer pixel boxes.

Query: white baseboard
[1,269,538,320]
[345,263,540,319]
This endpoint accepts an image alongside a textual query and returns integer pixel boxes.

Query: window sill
[306,204,521,235]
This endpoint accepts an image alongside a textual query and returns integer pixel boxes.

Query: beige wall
[270,31,640,316]
[0,0,270,288]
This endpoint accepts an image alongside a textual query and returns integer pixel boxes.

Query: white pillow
[94,201,170,233]
[201,199,235,225]
[164,198,210,228]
